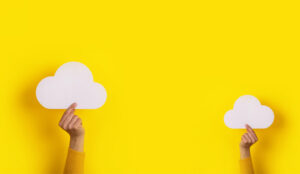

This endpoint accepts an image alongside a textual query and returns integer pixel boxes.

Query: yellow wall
[0,0,299,173]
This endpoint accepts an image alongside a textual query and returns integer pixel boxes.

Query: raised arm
[59,103,85,174]
[240,124,258,174]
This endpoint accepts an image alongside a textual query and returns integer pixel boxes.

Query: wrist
[70,134,84,140]
[69,135,84,152]
[239,145,250,150]
[240,146,251,159]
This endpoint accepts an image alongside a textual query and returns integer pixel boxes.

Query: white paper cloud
[224,95,274,129]
[36,62,107,109]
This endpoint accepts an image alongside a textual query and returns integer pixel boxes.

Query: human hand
[59,103,85,152]
[240,124,258,149]
[59,103,85,138]
[240,124,258,159]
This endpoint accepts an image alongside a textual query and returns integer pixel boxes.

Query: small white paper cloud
[224,95,274,129]
[36,62,107,109]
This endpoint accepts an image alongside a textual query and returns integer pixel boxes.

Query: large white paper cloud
[36,62,107,109]
[224,95,274,129]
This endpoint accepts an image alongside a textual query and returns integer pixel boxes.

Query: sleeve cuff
[64,148,85,174]
[240,157,254,174]
[68,148,85,157]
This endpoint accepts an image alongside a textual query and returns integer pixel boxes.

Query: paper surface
[36,62,107,109]
[224,95,274,129]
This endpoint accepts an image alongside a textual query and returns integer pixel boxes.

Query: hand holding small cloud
[36,62,107,109]
[224,95,274,129]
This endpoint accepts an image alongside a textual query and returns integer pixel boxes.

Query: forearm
[60,103,85,174]
[64,135,85,174]
[240,147,254,174]
[240,147,251,159]
[69,135,84,152]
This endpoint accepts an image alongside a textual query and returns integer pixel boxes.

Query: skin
[240,124,258,159]
[59,103,85,152]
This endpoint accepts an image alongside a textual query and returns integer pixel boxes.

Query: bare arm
[239,124,258,174]
[59,103,85,174]
[240,124,258,159]
[59,103,85,151]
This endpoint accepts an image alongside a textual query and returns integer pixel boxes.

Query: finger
[73,119,82,129]
[246,124,258,139]
[247,133,256,143]
[250,131,258,141]
[241,135,247,143]
[246,124,255,134]
[59,103,77,124]
[249,132,258,142]
[62,114,75,130]
[68,115,79,130]
[63,103,77,117]
[60,104,77,125]
[59,108,75,127]
[244,134,252,144]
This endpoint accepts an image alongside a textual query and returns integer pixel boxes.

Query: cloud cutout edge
[36,62,107,109]
[224,95,274,129]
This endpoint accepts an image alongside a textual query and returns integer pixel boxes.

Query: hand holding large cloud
[36,62,107,109]
[224,95,274,129]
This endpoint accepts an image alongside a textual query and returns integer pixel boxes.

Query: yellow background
[0,0,299,173]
